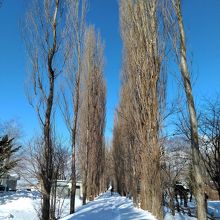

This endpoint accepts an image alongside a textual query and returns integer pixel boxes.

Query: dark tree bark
[23,0,67,219]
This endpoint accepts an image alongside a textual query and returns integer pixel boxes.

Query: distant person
[111,186,114,196]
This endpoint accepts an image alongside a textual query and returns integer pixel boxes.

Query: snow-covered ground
[164,200,220,220]
[0,190,40,220]
[0,190,82,220]
[208,201,220,218]
[61,191,220,220]
[0,190,219,220]
[61,191,157,220]
[164,213,197,220]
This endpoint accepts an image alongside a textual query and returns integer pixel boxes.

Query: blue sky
[0,0,219,141]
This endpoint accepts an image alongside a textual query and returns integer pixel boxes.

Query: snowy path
[61,191,157,220]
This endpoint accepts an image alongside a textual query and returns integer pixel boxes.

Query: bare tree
[23,0,68,219]
[78,26,106,203]
[112,80,139,203]
[172,0,207,218]
[22,135,70,219]
[59,0,87,214]
[162,136,191,215]
[199,97,220,199]
[50,139,70,219]
[118,0,169,218]
[104,144,114,191]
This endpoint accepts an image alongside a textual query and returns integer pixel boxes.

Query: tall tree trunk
[24,0,65,219]
[174,1,207,219]
[70,132,76,214]
[42,194,50,220]
[42,75,54,220]
[70,68,81,214]
[59,1,87,213]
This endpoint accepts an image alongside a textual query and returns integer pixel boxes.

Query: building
[0,174,20,191]
[54,180,83,198]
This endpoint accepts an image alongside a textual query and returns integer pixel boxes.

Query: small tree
[0,135,21,178]
[162,136,191,215]
[199,97,220,199]
[23,135,70,219]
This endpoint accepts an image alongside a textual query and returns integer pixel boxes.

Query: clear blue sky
[0,0,219,141]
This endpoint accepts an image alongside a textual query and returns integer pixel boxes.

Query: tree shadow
[0,190,40,205]
[63,192,155,220]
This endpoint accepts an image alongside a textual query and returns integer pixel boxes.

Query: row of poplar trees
[23,0,106,219]
[112,0,207,220]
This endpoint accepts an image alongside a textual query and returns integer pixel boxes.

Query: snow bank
[0,190,40,220]
[164,200,220,220]
[0,190,82,220]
